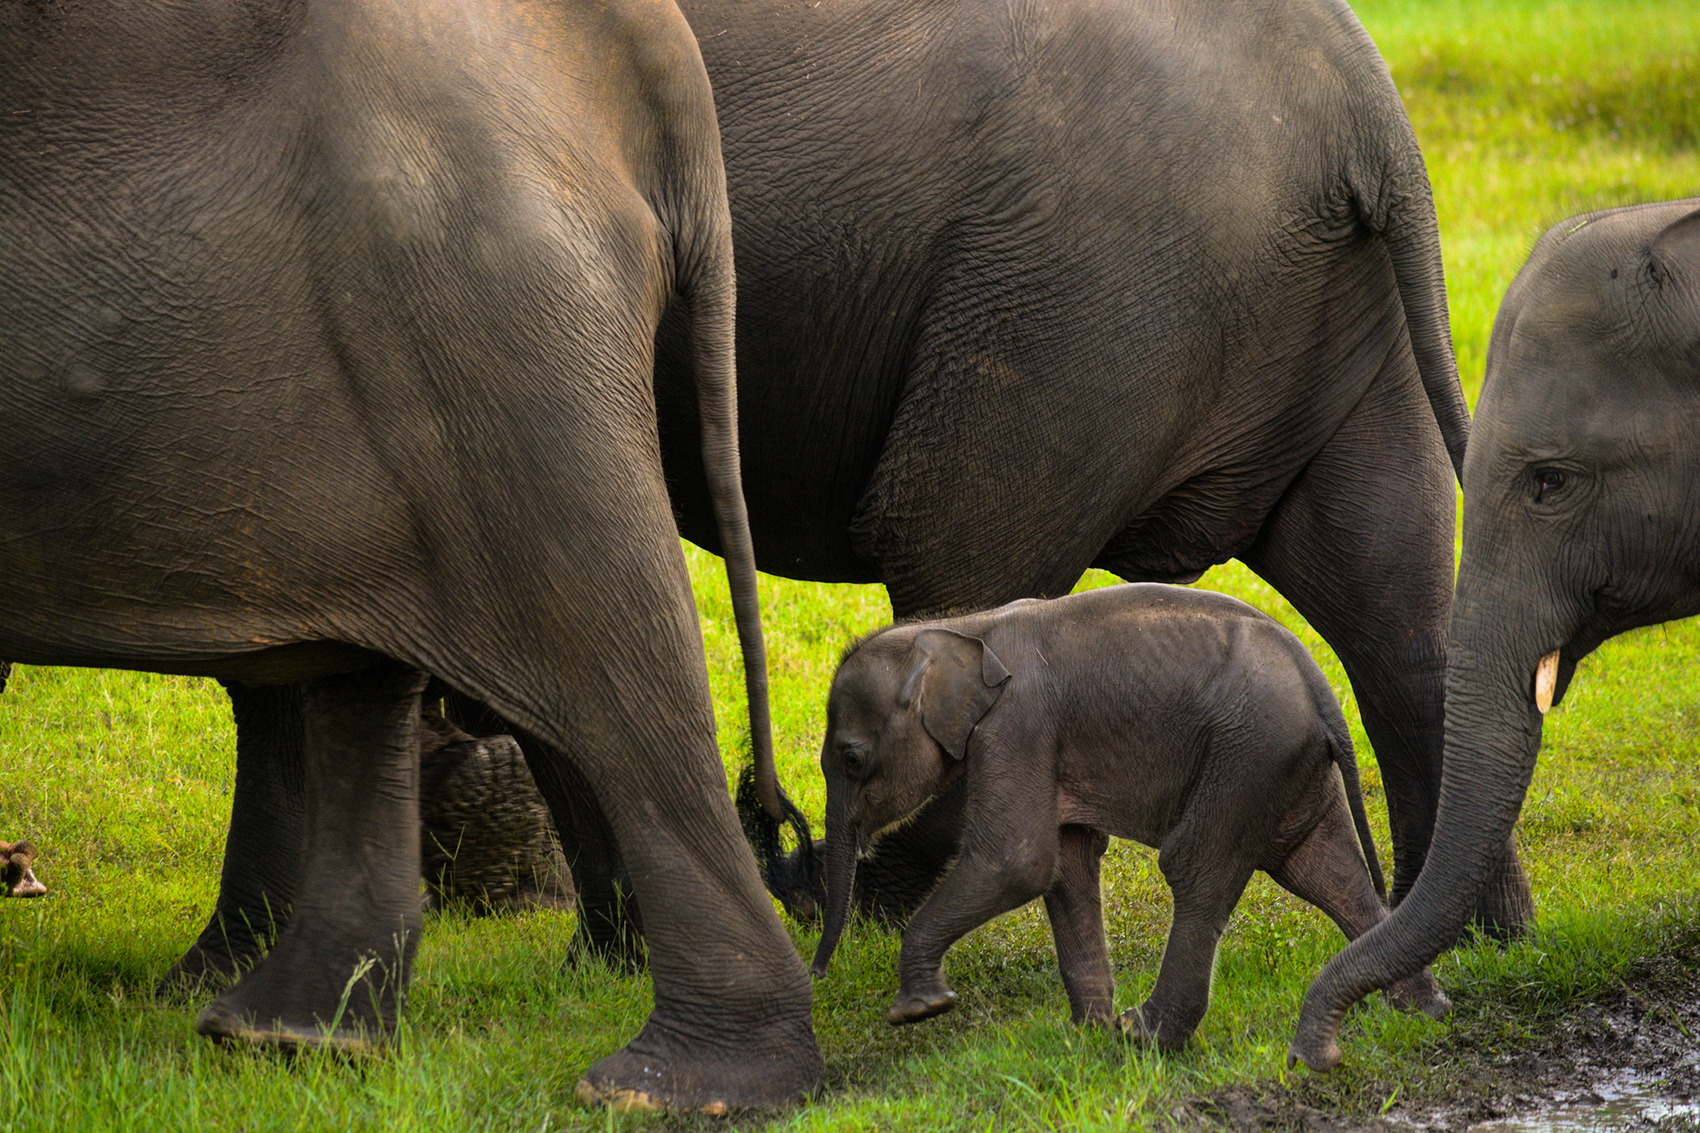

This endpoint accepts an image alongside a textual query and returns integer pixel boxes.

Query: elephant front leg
[891,814,1058,1026]
[1042,825,1115,1028]
[159,680,308,998]
[195,660,427,1051]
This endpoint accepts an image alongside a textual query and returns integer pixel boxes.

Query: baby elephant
[810,583,1448,1050]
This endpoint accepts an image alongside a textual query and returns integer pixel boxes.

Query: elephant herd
[2,0,1695,1113]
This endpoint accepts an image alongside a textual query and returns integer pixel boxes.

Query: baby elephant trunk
[810,812,858,977]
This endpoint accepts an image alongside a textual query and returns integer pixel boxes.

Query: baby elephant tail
[1322,705,1387,903]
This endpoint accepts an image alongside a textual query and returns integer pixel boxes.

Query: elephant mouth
[1531,609,1634,715]
[1531,647,1585,713]
[861,799,935,856]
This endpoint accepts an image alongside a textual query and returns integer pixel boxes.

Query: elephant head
[1292,199,1700,1071]
[809,627,1011,977]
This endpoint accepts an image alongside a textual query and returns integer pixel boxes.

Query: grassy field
[3,1,1699,1129]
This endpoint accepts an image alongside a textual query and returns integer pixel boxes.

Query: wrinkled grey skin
[198,0,1523,966]
[1291,199,1700,1073]
[659,0,1527,938]
[1,0,818,1110]
[811,585,1449,1051]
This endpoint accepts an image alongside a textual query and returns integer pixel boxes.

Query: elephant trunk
[809,794,858,978]
[1290,583,1554,1072]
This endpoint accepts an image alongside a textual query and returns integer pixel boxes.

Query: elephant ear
[1649,206,1700,288]
[1648,207,1700,373]
[899,629,1012,762]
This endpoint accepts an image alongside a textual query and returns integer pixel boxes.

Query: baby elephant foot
[1382,968,1452,1019]
[887,977,957,1026]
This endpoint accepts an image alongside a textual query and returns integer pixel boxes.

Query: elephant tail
[673,150,814,853]
[1319,678,1387,902]
[1342,20,1471,482]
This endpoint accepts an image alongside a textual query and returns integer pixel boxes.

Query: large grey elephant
[1,0,818,1112]
[1289,199,1700,1073]
[187,0,1524,975]
[657,0,1526,934]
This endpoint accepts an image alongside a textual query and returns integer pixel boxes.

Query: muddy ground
[1172,939,1700,1132]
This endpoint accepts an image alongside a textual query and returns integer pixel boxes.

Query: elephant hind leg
[195,660,426,1051]
[1240,340,1533,939]
[435,689,644,971]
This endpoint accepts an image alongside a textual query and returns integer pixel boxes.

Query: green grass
[4,1,1700,1127]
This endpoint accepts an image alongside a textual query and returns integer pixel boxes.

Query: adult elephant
[1,0,817,1112]
[655,0,1526,934]
[1291,199,1700,1072]
[176,0,1526,971]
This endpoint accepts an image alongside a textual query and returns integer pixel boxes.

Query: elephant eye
[839,747,867,778]
[1532,468,1567,502]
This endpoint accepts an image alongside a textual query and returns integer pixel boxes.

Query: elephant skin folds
[0,0,817,1108]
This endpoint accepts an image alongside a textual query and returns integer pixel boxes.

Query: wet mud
[1169,939,1700,1132]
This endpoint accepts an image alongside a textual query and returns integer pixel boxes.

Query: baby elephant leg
[1042,825,1114,1027]
[891,810,1059,1026]
[1123,825,1256,1053]
[1265,791,1451,1018]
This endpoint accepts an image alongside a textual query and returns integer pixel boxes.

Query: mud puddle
[1466,1071,1700,1132]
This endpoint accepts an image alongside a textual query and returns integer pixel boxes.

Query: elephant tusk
[1534,650,1561,714]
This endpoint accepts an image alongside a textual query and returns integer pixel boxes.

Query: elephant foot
[1382,968,1452,1020]
[1116,1002,1192,1054]
[157,943,248,1001]
[575,1010,821,1113]
[195,999,381,1055]
[1117,1005,1156,1048]
[193,936,408,1053]
[886,983,956,1026]
[157,916,277,1000]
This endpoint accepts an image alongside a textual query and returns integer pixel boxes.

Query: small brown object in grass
[1,839,47,898]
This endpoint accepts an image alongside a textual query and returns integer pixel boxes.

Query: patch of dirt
[1167,941,1700,1132]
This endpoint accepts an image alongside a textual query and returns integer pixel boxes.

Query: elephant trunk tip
[1287,989,1348,1073]
[1286,1036,1342,1074]
[809,927,842,978]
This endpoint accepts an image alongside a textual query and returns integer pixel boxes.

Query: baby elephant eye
[839,747,867,777]
[1533,468,1567,501]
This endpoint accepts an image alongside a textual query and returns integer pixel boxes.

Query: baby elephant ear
[1650,206,1700,286]
[906,628,1012,761]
